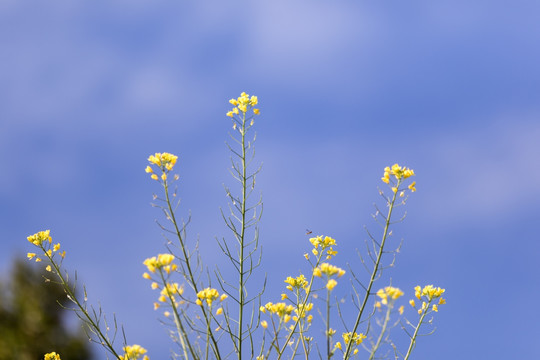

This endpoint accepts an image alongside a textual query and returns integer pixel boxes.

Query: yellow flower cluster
[27,230,65,263]
[152,282,185,310]
[309,235,338,259]
[196,288,226,306]
[145,152,179,181]
[414,285,445,301]
[44,352,61,360]
[284,274,308,291]
[376,286,404,305]
[27,230,52,246]
[313,263,345,291]
[260,302,295,322]
[334,332,366,354]
[293,302,314,321]
[381,164,415,183]
[226,92,260,117]
[119,344,149,360]
[410,285,446,314]
[381,164,416,192]
[313,263,346,278]
[342,331,367,345]
[143,254,176,274]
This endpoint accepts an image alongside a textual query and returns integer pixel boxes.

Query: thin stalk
[43,248,121,359]
[368,303,392,360]
[277,252,323,359]
[237,112,248,360]
[163,180,222,360]
[343,181,401,359]
[326,289,331,360]
[158,270,197,360]
[403,300,431,360]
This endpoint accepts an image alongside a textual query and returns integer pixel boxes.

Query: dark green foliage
[0,259,92,360]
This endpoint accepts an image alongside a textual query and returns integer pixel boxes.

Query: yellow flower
[376,286,404,305]
[284,275,308,290]
[151,282,159,290]
[45,265,52,272]
[261,320,268,329]
[143,254,175,273]
[409,299,416,307]
[262,302,294,318]
[281,293,288,300]
[326,279,338,291]
[408,181,416,192]
[216,307,223,315]
[44,352,61,360]
[145,166,153,173]
[342,332,367,345]
[432,304,438,312]
[161,173,167,181]
[197,287,220,306]
[27,230,52,246]
[60,251,66,259]
[226,111,234,117]
[253,108,260,115]
[438,297,446,305]
[151,174,158,181]
[53,243,61,252]
[27,253,36,260]
[120,344,148,360]
[334,342,342,350]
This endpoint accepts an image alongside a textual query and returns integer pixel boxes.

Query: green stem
[43,248,121,359]
[368,302,392,360]
[163,180,222,360]
[403,300,431,360]
[158,270,197,360]
[237,112,248,360]
[326,288,331,360]
[277,253,323,360]
[343,181,401,359]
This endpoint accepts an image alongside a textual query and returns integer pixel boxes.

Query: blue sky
[1,1,540,359]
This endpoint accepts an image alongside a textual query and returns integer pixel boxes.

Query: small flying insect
[306,229,312,235]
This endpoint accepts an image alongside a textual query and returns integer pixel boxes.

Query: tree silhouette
[0,259,92,360]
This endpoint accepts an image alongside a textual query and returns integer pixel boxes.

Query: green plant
[26,92,446,360]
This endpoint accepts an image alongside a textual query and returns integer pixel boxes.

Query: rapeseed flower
[143,254,176,273]
[44,352,61,360]
[284,274,308,291]
[381,164,416,191]
[226,92,260,118]
[376,286,404,305]
[146,152,178,181]
[342,332,366,346]
[119,344,149,360]
[313,263,345,278]
[196,287,221,306]
[309,235,338,259]
[27,230,52,246]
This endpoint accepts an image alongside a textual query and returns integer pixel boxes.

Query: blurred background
[1,1,539,359]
